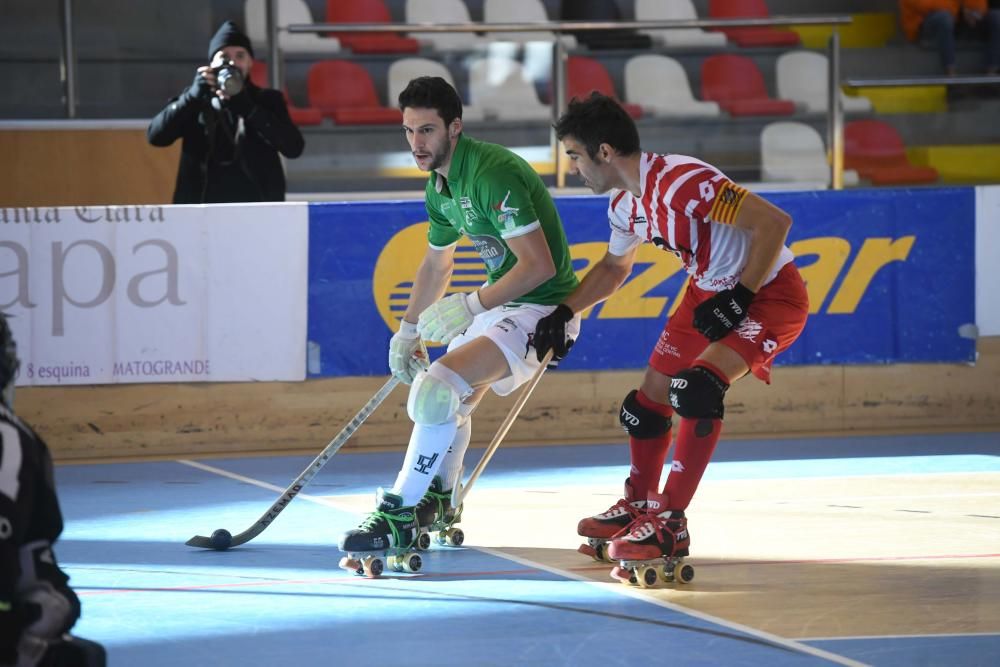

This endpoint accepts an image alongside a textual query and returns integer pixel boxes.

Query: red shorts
[649,262,809,384]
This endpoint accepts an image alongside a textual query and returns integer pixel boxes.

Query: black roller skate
[338,489,422,577]
[606,493,695,588]
[415,476,464,549]
[576,478,647,563]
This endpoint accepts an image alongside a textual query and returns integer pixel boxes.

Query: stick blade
[186,535,214,549]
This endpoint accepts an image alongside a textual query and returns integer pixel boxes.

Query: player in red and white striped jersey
[533,93,809,569]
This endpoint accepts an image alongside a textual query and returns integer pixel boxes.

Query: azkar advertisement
[307,188,975,377]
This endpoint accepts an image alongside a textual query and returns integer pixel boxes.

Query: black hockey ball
[210,529,233,551]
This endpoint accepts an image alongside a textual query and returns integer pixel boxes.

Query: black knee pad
[619,389,672,438]
[668,366,728,420]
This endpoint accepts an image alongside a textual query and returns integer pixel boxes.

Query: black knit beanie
[208,21,254,61]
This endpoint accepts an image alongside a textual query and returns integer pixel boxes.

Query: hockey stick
[186,375,401,549]
[450,349,553,507]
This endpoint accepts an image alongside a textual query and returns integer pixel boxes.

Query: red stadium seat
[844,119,939,185]
[251,62,323,126]
[566,56,643,119]
[325,0,419,54]
[307,60,403,125]
[708,0,800,48]
[700,54,795,116]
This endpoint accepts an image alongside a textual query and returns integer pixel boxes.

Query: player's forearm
[478,259,555,309]
[564,259,631,314]
[739,212,791,291]
[403,258,452,323]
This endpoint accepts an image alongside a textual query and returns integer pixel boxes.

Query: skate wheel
[595,542,614,564]
[446,528,465,546]
[362,556,384,578]
[402,552,422,573]
[661,567,675,583]
[677,563,695,584]
[387,555,403,572]
[434,532,448,546]
[639,566,658,589]
[416,532,431,551]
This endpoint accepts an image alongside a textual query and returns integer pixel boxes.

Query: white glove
[388,320,428,384]
[417,292,487,344]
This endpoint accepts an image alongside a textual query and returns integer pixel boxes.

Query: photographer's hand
[185,66,215,103]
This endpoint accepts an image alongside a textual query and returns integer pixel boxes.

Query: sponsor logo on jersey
[762,338,778,354]
[493,190,520,229]
[467,233,507,272]
[735,318,763,342]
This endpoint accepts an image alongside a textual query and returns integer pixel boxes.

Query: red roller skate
[607,493,694,588]
[576,479,647,563]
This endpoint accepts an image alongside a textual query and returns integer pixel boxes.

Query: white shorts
[447,302,582,397]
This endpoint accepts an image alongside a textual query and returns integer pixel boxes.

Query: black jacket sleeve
[228,88,305,159]
[147,89,209,147]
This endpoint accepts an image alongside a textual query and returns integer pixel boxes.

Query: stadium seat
[307,60,403,125]
[468,56,551,121]
[567,56,642,118]
[406,0,487,52]
[625,55,720,118]
[483,0,576,47]
[776,51,873,114]
[325,0,420,54]
[251,62,323,126]
[844,119,939,185]
[707,0,800,47]
[244,0,341,54]
[701,54,795,116]
[635,0,727,49]
[388,57,485,121]
[760,121,859,188]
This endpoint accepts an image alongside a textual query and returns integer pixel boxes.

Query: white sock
[391,420,458,506]
[437,404,475,492]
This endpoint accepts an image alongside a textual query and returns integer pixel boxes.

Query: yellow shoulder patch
[708,181,748,224]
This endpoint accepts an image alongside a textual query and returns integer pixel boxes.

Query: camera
[213,60,244,96]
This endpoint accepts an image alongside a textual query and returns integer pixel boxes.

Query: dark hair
[554,92,640,159]
[397,76,463,126]
[0,312,18,403]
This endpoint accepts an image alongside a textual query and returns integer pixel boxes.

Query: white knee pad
[407,363,473,425]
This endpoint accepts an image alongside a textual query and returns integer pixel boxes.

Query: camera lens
[217,64,244,96]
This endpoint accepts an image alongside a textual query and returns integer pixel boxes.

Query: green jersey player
[339,77,580,572]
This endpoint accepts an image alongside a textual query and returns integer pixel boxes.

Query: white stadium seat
[635,0,727,49]
[405,0,487,52]
[625,55,720,118]
[760,121,860,189]
[244,0,341,54]
[776,51,873,114]
[468,56,552,121]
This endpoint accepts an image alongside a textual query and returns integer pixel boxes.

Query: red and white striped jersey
[607,152,794,292]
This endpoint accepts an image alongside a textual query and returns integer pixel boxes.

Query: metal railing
[56,3,852,187]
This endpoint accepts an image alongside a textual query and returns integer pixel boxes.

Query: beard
[415,143,449,172]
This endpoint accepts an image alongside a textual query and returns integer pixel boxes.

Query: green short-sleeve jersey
[424,135,579,305]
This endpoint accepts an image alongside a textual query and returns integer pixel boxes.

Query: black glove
[184,71,213,103]
[692,283,755,342]
[533,304,575,362]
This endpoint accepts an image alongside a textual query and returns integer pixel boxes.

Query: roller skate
[415,476,465,549]
[607,493,695,589]
[338,489,422,577]
[576,478,647,563]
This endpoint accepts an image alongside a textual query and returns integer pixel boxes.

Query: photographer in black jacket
[147,21,304,203]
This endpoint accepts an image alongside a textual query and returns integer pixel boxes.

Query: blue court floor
[56,431,1000,666]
